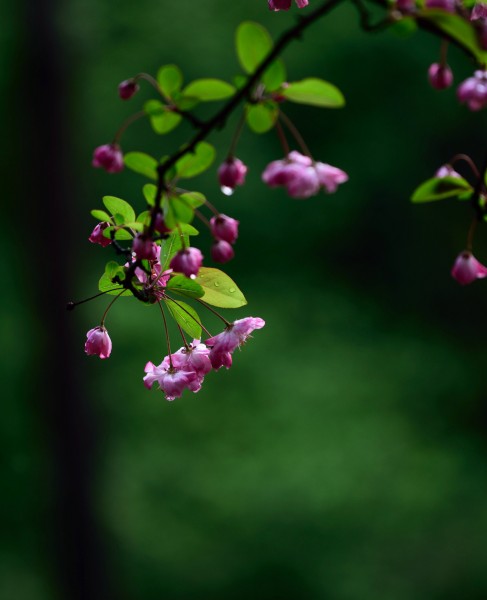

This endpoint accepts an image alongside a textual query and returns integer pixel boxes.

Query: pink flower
[471,2,487,19]
[132,234,159,260]
[435,164,461,178]
[425,0,456,11]
[206,317,265,370]
[210,214,239,244]
[262,151,348,199]
[218,158,248,193]
[170,247,203,279]
[85,326,112,359]
[118,79,139,100]
[154,212,172,234]
[451,251,487,285]
[457,70,487,111]
[428,63,453,90]
[143,361,201,400]
[211,240,235,263]
[171,340,212,380]
[394,0,416,12]
[268,0,309,10]
[89,222,112,247]
[92,144,124,174]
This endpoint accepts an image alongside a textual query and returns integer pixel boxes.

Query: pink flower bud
[210,214,239,244]
[170,247,203,279]
[268,0,308,9]
[394,0,416,12]
[154,212,172,234]
[89,222,112,247]
[457,70,487,111]
[211,240,235,263]
[85,326,112,359]
[451,251,487,285]
[425,0,456,11]
[428,63,453,90]
[218,158,248,194]
[132,234,158,261]
[92,144,124,174]
[118,79,139,100]
[471,2,487,19]
[435,164,461,178]
[206,317,265,370]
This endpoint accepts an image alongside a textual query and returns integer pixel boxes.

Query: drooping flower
[85,326,112,359]
[171,340,212,380]
[206,317,265,370]
[211,240,235,263]
[118,79,139,100]
[170,247,203,279]
[218,158,248,194]
[262,151,348,199]
[132,234,159,261]
[457,70,487,111]
[268,0,309,10]
[143,361,201,400]
[435,164,461,178]
[428,63,454,90]
[89,222,112,247]
[425,0,456,11]
[451,251,487,285]
[92,144,124,173]
[210,214,239,244]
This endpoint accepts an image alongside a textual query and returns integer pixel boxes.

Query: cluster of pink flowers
[143,317,265,400]
[262,151,348,199]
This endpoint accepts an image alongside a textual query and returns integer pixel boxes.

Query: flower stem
[100,289,126,326]
[112,111,146,144]
[279,111,313,159]
[157,301,173,368]
[194,298,231,327]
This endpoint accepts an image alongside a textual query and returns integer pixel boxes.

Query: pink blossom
[268,0,309,10]
[171,340,212,379]
[394,0,416,12]
[154,212,172,234]
[428,63,453,90]
[211,240,235,263]
[435,164,461,178]
[85,326,112,359]
[262,151,348,199]
[118,79,140,100]
[210,214,239,244]
[170,247,203,279]
[206,317,265,370]
[143,361,201,400]
[471,2,487,19]
[425,0,456,11]
[132,234,159,260]
[92,144,124,174]
[457,70,487,111]
[218,158,248,192]
[451,251,487,285]
[89,222,112,247]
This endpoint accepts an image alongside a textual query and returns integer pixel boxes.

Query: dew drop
[214,281,220,287]
[221,186,234,196]
[229,287,236,293]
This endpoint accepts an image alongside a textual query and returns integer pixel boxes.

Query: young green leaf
[143,184,157,206]
[411,176,473,203]
[102,226,134,241]
[282,78,345,108]
[262,59,287,92]
[91,209,112,222]
[182,79,235,101]
[98,272,132,296]
[236,22,272,74]
[179,191,206,208]
[195,267,247,308]
[175,142,216,179]
[160,231,189,270]
[170,195,194,224]
[178,223,199,236]
[246,103,278,134]
[144,100,182,134]
[157,64,183,99]
[102,196,136,223]
[137,210,151,225]
[166,274,205,298]
[165,298,202,339]
[124,152,158,181]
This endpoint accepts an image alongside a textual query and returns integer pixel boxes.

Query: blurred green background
[3,1,487,598]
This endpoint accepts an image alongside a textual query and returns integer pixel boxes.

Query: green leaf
[157,64,183,99]
[102,226,134,241]
[283,78,345,108]
[124,152,158,181]
[160,231,189,270]
[233,75,248,89]
[102,196,136,223]
[262,60,286,92]
[91,209,112,222]
[179,191,206,208]
[165,298,202,339]
[124,222,144,232]
[389,17,418,38]
[182,78,235,101]
[144,100,182,134]
[98,272,132,296]
[175,142,216,179]
[236,21,272,74]
[417,10,487,63]
[166,274,204,298]
[411,176,473,203]
[143,183,157,206]
[172,93,200,111]
[104,260,123,279]
[137,210,151,225]
[194,267,247,308]
[246,102,278,134]
[170,195,194,224]
[178,223,199,236]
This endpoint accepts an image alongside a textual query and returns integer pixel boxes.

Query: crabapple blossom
[171,340,212,380]
[89,222,112,247]
[143,361,201,400]
[85,326,112,359]
[451,251,487,285]
[268,0,309,10]
[118,79,140,100]
[428,63,453,90]
[471,2,487,19]
[92,144,124,173]
[132,234,159,260]
[210,214,239,244]
[170,247,203,278]
[394,0,416,12]
[425,0,456,11]
[435,164,461,178]
[457,70,487,111]
[218,158,248,193]
[154,212,172,234]
[206,317,265,370]
[211,240,235,263]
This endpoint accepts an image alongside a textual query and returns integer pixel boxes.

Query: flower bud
[451,251,487,285]
[457,70,487,111]
[471,2,487,19]
[218,157,247,194]
[92,144,124,174]
[268,0,308,9]
[154,212,172,234]
[211,240,235,263]
[85,326,112,359]
[170,247,203,279]
[89,222,112,247]
[132,234,158,260]
[210,214,239,244]
[425,0,456,11]
[118,79,139,100]
[428,63,453,90]
[435,164,461,178]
